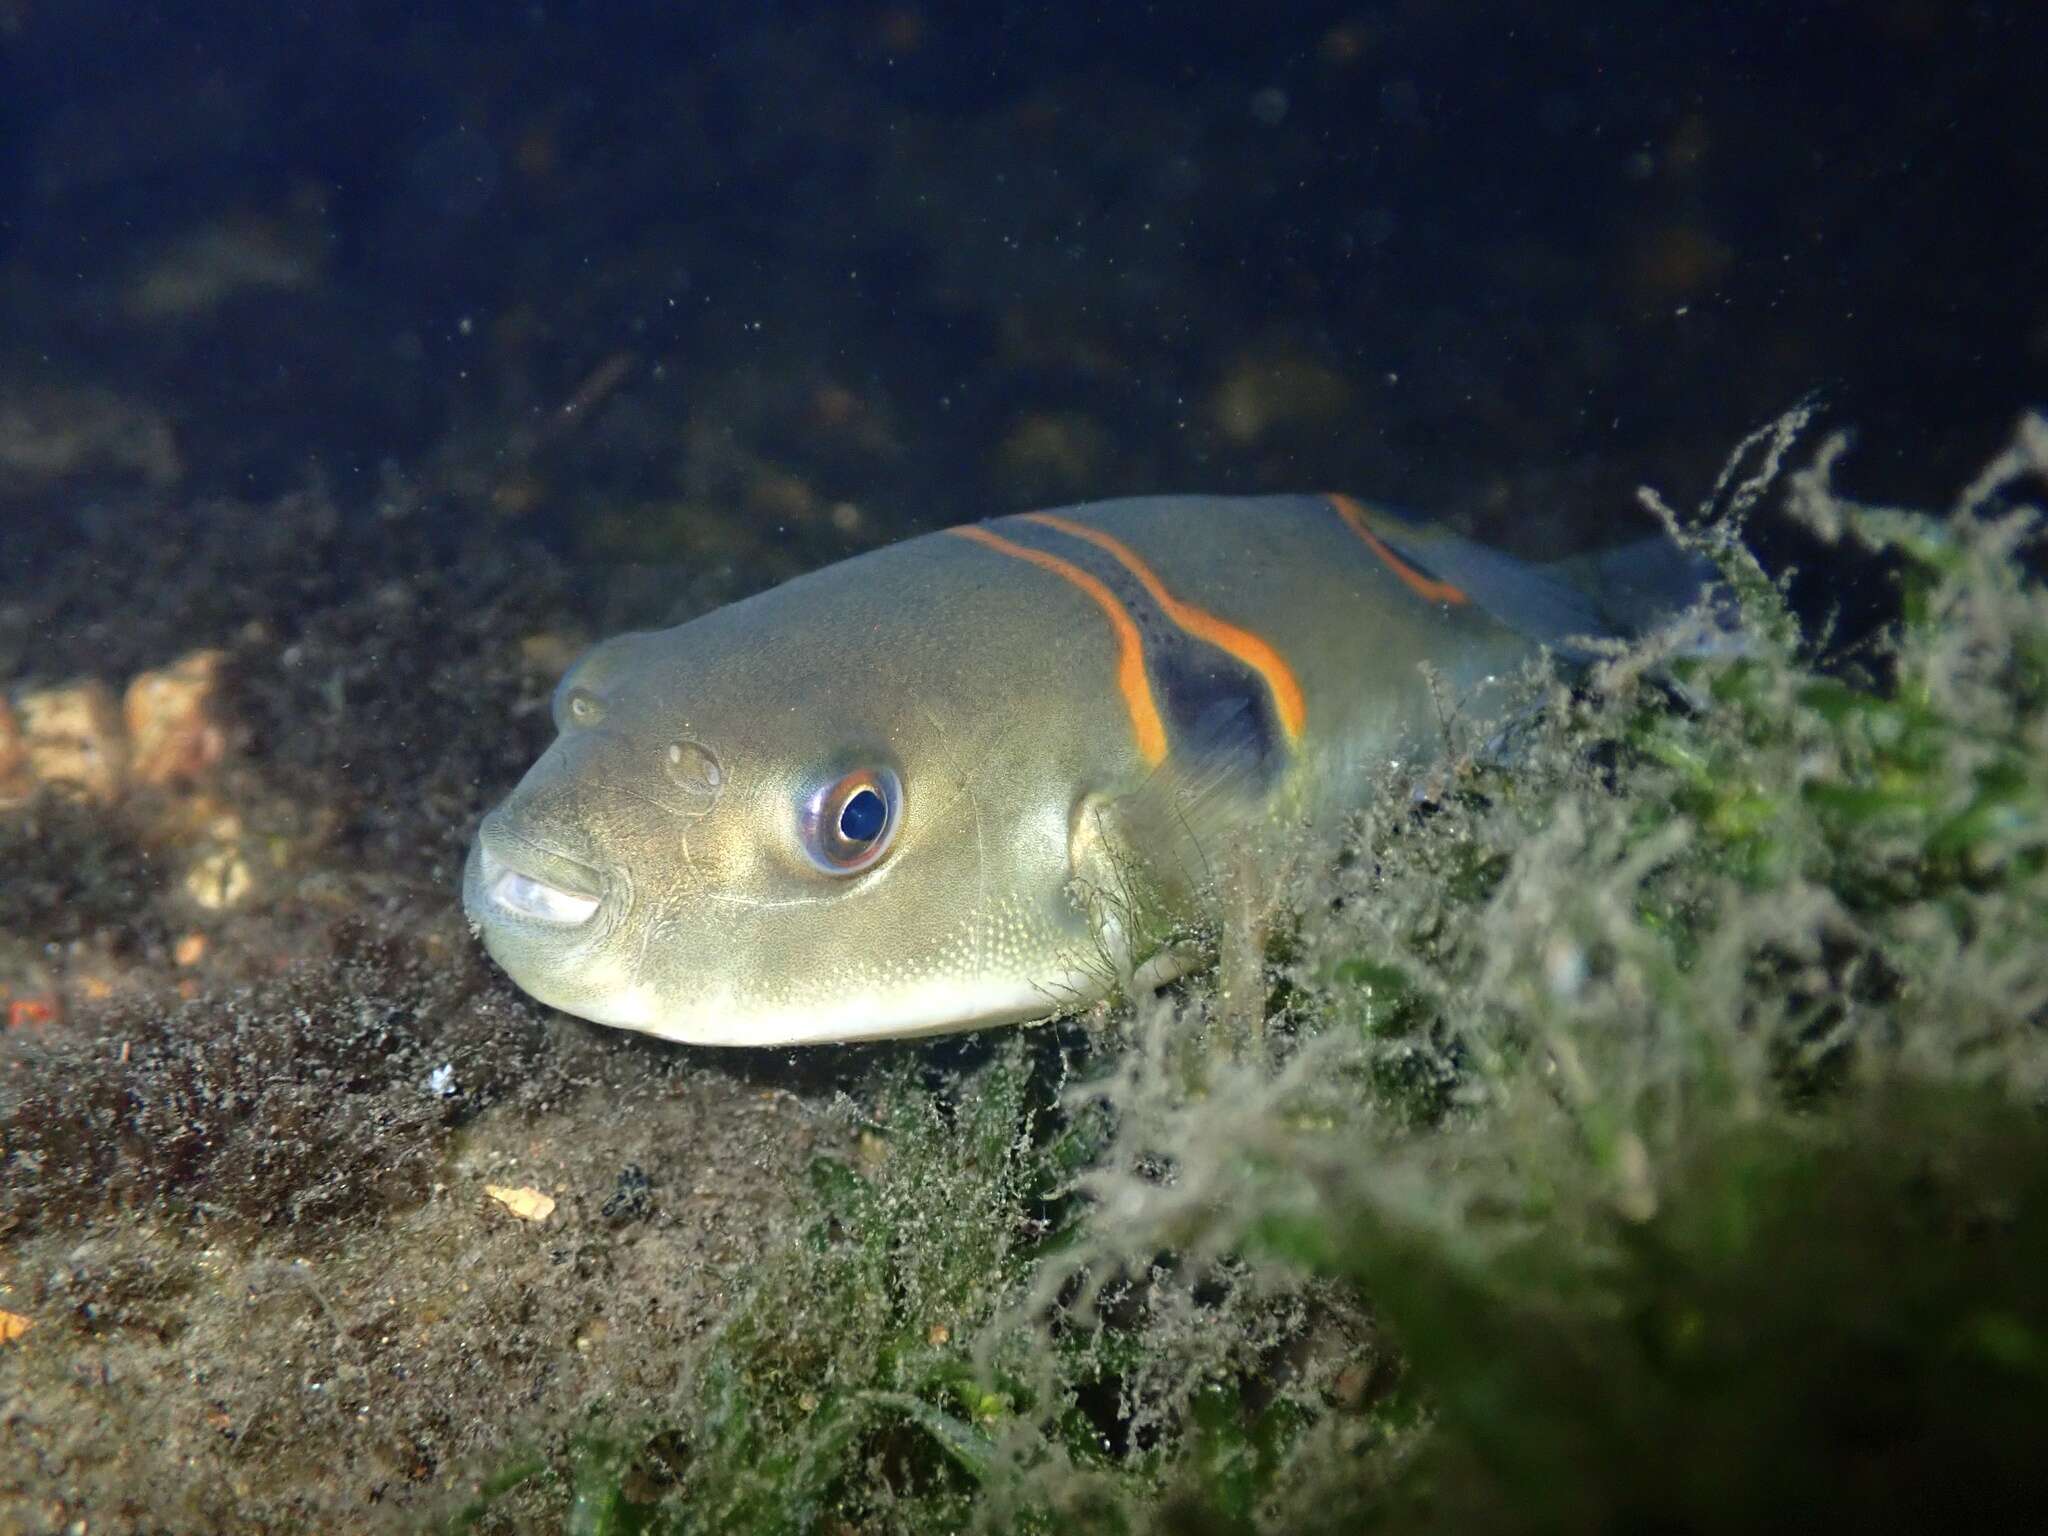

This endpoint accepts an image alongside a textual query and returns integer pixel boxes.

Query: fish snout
[466,813,611,933]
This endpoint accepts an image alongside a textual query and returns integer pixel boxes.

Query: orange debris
[6,996,58,1030]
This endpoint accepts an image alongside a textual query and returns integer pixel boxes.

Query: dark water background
[4,0,2042,615]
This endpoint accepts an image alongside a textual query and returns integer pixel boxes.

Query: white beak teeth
[484,849,601,926]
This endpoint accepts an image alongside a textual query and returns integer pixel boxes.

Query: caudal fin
[1544,535,1725,640]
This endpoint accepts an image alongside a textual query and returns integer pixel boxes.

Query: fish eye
[800,767,901,875]
[561,687,605,729]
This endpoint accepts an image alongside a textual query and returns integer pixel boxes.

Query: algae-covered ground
[0,497,874,1527]
[6,411,2046,1531]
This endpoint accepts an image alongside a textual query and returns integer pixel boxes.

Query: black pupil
[838,787,887,843]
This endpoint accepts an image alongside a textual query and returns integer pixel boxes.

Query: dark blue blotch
[1156,663,1278,783]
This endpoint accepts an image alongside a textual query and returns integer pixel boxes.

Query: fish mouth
[470,823,606,929]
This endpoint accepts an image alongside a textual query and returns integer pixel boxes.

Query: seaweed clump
[463,414,2048,1532]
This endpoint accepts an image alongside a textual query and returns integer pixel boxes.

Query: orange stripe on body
[945,524,1169,767]
[1021,512,1308,745]
[1325,493,1469,606]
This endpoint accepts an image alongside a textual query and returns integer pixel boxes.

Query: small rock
[183,845,256,911]
[484,1185,557,1223]
[0,1308,30,1344]
[17,681,128,803]
[124,648,231,788]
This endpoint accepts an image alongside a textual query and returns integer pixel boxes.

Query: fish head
[464,550,1123,1045]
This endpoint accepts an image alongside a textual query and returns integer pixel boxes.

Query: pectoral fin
[1067,696,1285,988]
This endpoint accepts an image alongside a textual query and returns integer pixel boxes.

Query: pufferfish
[464,494,1707,1045]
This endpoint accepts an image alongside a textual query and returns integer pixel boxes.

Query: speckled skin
[464,494,1546,1044]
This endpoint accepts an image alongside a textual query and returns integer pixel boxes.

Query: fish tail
[1541,535,1725,641]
